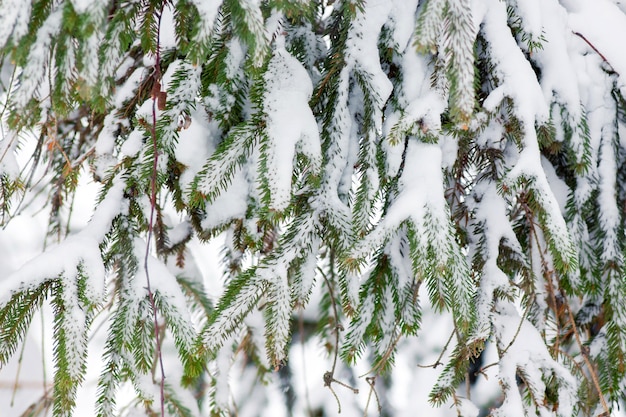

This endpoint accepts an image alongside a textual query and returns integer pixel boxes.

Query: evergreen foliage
[1,0,626,416]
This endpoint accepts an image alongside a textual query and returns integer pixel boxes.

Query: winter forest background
[3,0,626,416]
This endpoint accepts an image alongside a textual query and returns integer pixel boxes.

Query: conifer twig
[321,270,358,413]
[418,329,455,369]
[562,294,609,415]
[363,376,382,417]
[10,331,27,406]
[526,204,610,416]
[298,310,314,416]
[573,32,617,74]
[144,2,167,415]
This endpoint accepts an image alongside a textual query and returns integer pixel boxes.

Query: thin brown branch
[573,32,617,74]
[418,328,455,369]
[524,199,610,416]
[564,301,610,414]
[144,2,167,416]
[320,266,358,413]
[321,271,340,376]
[363,376,381,417]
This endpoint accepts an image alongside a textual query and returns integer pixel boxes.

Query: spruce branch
[523,196,608,415]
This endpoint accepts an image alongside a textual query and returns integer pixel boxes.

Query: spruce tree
[1,0,626,416]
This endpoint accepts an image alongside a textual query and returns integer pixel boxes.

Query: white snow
[225,39,246,80]
[201,169,249,230]
[0,176,126,308]
[0,0,32,47]
[5,1,626,416]
[189,0,222,35]
[263,42,320,211]
[532,1,582,118]
[14,5,63,107]
[388,0,420,49]
[492,300,577,417]
[481,0,548,124]
[567,0,626,87]
[69,0,98,14]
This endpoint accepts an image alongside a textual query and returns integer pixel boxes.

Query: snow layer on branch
[531,1,581,116]
[583,63,622,264]
[505,0,542,41]
[388,0,420,49]
[391,142,446,228]
[322,0,393,224]
[541,157,569,215]
[469,181,521,336]
[480,0,577,273]
[351,141,448,261]
[175,106,215,189]
[14,5,63,107]
[202,171,249,230]
[69,0,98,14]
[241,0,270,68]
[265,263,291,364]
[189,0,222,39]
[383,40,445,175]
[480,0,548,124]
[0,0,31,47]
[345,0,394,126]
[567,0,626,87]
[263,43,320,211]
[492,301,577,417]
[59,271,89,380]
[132,241,193,333]
[0,176,126,307]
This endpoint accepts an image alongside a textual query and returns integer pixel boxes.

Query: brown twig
[476,301,530,377]
[320,268,358,413]
[418,329,455,369]
[563,300,609,414]
[524,198,610,416]
[363,376,382,417]
[144,2,167,415]
[572,32,616,74]
[298,311,314,416]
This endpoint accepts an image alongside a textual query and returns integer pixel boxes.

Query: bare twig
[418,329,455,369]
[573,32,617,74]
[144,2,167,415]
[298,311,314,416]
[320,268,358,413]
[564,300,610,414]
[363,376,382,417]
[10,330,28,406]
[524,198,610,416]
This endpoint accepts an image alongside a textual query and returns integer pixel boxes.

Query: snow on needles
[480,0,548,124]
[0,176,126,308]
[0,0,31,47]
[567,0,626,87]
[263,40,321,211]
[351,141,448,262]
[492,301,577,417]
